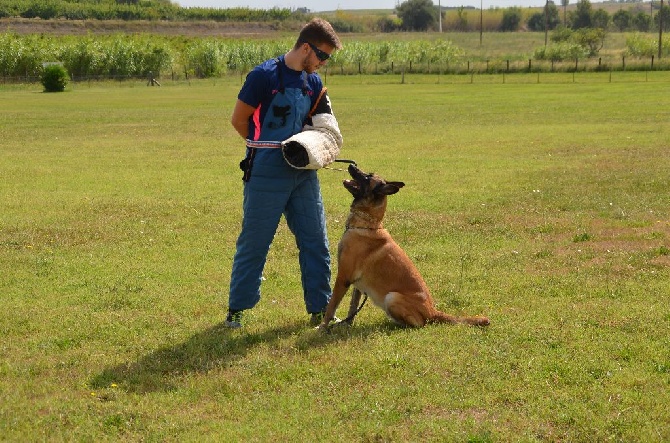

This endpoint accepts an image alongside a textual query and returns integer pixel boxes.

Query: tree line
[525,0,670,32]
[395,0,670,32]
[1,0,668,34]
[0,0,295,22]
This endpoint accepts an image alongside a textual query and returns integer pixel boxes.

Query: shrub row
[1,32,668,81]
[0,33,466,79]
[0,1,295,22]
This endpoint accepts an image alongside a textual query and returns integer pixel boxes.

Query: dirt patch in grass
[0,17,288,37]
[528,219,670,275]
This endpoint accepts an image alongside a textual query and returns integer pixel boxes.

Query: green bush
[534,42,589,61]
[41,64,69,92]
[625,33,658,57]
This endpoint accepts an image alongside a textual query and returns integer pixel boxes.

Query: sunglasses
[305,41,331,62]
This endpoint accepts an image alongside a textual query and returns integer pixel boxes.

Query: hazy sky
[175,0,562,12]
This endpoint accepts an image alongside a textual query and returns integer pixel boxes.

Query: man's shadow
[90,319,393,394]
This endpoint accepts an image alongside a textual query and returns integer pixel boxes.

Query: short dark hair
[295,18,342,50]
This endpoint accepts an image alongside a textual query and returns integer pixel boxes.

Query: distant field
[1,75,669,441]
[0,0,660,37]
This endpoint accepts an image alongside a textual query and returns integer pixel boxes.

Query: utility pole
[480,0,483,47]
[544,0,549,46]
[660,0,664,59]
[562,0,569,26]
[439,0,442,32]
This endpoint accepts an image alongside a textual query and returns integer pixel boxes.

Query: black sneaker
[224,310,244,329]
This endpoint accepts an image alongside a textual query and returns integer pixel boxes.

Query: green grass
[1,74,669,441]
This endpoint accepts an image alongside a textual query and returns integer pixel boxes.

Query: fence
[3,56,669,86]
[327,55,670,76]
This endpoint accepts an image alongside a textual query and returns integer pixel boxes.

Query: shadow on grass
[90,318,399,394]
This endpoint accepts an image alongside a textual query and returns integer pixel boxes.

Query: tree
[396,0,437,31]
[570,0,593,29]
[655,5,670,31]
[527,2,561,31]
[377,16,402,32]
[455,7,469,31]
[551,25,574,43]
[632,11,651,32]
[612,9,632,31]
[572,28,606,56]
[591,8,610,29]
[501,7,523,31]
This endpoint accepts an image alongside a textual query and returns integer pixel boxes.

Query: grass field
[1,74,669,441]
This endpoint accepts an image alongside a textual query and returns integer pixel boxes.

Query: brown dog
[318,164,490,330]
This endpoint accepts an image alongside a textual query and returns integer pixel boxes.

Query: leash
[341,293,368,325]
[324,158,357,172]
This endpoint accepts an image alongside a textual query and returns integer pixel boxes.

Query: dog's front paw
[315,323,330,333]
[332,318,351,328]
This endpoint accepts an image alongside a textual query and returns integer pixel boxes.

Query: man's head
[293,18,342,73]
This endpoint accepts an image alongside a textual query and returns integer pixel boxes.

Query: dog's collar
[345,210,382,231]
[345,225,383,231]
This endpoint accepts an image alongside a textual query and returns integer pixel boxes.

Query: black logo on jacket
[268,105,291,129]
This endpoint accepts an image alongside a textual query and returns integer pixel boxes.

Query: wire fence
[328,55,670,76]
[3,57,669,86]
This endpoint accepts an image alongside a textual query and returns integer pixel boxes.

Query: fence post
[622,56,625,71]
[506,60,509,72]
[528,59,532,72]
[651,55,654,70]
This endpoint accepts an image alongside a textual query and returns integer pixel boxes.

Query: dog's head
[343,164,405,203]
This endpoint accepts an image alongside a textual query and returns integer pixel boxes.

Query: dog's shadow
[90,319,396,394]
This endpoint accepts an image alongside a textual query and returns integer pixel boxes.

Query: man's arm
[309,88,333,117]
[281,89,343,169]
[231,99,256,140]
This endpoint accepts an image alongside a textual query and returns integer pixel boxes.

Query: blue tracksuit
[229,56,331,314]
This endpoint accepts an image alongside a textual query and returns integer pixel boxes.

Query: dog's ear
[378,181,405,195]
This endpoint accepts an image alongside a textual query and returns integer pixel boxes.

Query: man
[226,18,343,328]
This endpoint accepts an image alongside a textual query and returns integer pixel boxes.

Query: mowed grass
[1,74,669,441]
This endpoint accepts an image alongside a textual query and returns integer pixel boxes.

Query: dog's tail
[430,311,490,327]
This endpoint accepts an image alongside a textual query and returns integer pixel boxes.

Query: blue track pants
[228,148,331,313]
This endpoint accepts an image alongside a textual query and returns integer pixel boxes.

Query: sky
[174,0,561,13]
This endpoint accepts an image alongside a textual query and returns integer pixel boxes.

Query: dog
[318,164,490,330]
